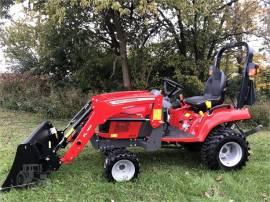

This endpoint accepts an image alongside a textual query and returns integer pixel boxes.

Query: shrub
[174,73,204,96]
[0,73,92,118]
[0,73,269,129]
[248,102,270,129]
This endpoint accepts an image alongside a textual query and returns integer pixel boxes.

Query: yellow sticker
[110,133,118,138]
[205,101,212,109]
[153,109,162,121]
[184,113,191,118]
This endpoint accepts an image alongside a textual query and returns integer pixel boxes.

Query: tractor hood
[92,91,159,104]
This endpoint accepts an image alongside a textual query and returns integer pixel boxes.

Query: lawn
[0,108,269,202]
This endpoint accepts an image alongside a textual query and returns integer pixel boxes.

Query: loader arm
[61,95,163,164]
[60,101,121,164]
[1,93,163,191]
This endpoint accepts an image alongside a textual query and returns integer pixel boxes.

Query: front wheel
[104,150,140,182]
[201,127,250,170]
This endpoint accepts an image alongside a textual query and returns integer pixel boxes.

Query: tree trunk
[176,8,187,57]
[112,11,132,90]
[119,38,131,89]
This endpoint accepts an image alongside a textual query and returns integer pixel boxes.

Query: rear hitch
[245,125,263,137]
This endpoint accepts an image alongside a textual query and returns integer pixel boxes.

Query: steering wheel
[163,78,183,98]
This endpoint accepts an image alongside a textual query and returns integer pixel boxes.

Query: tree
[13,0,160,89]
[75,0,159,89]
[156,0,260,80]
[0,0,14,18]
[1,2,114,85]
[1,19,39,73]
[261,0,270,52]
[1,0,267,93]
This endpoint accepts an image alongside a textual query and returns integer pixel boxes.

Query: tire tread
[201,127,250,170]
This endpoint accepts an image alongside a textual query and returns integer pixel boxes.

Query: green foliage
[129,42,174,89]
[129,40,207,93]
[256,66,270,100]
[263,3,270,50]
[0,0,14,18]
[0,0,269,110]
[175,72,204,97]
[73,50,122,91]
[1,0,266,91]
[249,102,270,129]
[0,73,91,118]
[226,76,242,99]
[1,21,39,73]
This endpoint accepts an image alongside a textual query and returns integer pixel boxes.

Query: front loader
[1,42,263,191]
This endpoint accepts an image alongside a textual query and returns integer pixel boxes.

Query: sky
[0,3,269,73]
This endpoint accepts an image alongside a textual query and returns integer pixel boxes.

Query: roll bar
[213,42,256,109]
[214,41,254,70]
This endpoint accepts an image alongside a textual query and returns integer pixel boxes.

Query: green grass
[0,108,269,202]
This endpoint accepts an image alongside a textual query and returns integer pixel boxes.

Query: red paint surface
[61,90,252,164]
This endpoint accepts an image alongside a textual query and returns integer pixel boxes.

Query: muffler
[1,121,62,191]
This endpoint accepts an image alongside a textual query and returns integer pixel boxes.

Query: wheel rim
[112,160,135,182]
[219,142,243,167]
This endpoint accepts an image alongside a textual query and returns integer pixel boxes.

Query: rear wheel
[104,150,140,182]
[201,127,249,170]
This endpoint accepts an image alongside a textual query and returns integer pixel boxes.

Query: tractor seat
[184,70,226,109]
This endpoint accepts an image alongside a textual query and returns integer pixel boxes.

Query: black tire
[104,150,140,182]
[201,127,250,170]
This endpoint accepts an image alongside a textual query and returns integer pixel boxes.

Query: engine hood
[92,90,159,104]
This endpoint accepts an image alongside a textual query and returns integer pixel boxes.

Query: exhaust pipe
[1,121,62,191]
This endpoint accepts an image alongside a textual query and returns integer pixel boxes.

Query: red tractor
[1,42,262,190]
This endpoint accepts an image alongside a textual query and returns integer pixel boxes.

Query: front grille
[114,122,130,133]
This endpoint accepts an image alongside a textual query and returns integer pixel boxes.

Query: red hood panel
[92,91,155,102]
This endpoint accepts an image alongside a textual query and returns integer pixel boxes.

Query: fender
[197,107,251,142]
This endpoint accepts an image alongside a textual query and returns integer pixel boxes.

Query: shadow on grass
[137,148,202,169]
[63,146,203,174]
[0,146,205,193]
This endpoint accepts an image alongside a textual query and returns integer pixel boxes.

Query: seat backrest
[204,70,226,98]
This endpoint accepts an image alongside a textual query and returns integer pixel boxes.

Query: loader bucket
[1,121,61,191]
